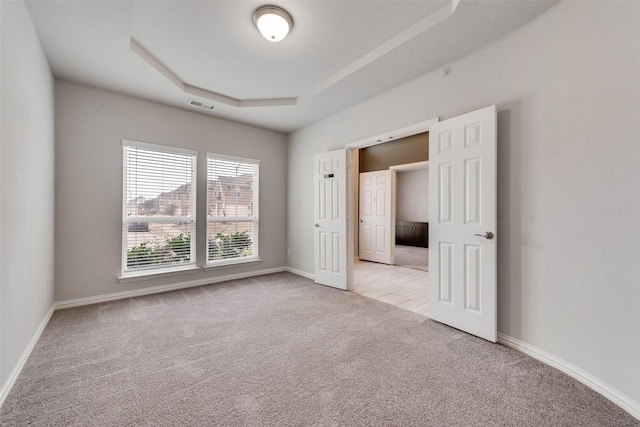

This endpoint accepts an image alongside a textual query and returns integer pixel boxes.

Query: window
[122,140,197,277]
[207,153,259,266]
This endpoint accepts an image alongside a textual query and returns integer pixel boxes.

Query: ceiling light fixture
[253,5,293,42]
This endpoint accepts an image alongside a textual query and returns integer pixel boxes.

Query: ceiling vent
[188,99,215,110]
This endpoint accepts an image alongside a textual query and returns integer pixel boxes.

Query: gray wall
[396,169,428,223]
[288,1,640,410]
[55,81,287,302]
[0,1,55,389]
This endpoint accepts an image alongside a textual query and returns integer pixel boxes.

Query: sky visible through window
[126,148,191,200]
[207,159,253,184]
[126,150,250,201]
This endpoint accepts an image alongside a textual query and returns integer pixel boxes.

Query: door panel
[359,170,393,264]
[428,105,497,342]
[314,149,348,290]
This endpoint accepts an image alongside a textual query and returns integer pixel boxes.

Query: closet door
[359,170,393,264]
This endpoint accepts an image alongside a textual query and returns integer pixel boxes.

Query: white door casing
[314,149,348,290]
[428,105,498,342]
[359,170,394,265]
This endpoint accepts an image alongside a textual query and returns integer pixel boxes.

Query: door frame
[344,117,438,291]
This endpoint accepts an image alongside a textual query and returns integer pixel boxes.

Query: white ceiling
[25,0,558,133]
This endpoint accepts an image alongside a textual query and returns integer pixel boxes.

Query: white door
[428,105,497,342]
[359,170,393,265]
[314,149,348,290]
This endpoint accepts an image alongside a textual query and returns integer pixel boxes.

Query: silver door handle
[314,223,320,228]
[474,232,494,240]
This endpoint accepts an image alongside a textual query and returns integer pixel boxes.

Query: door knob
[474,232,494,240]
[314,223,320,228]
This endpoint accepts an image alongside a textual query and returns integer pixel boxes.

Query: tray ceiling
[25,0,558,133]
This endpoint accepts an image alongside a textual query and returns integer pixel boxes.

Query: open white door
[428,105,497,342]
[314,149,348,290]
[359,170,393,265]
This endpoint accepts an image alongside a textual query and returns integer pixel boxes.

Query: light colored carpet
[394,245,428,272]
[1,272,636,426]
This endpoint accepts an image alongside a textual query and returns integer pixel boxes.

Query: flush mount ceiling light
[253,5,293,42]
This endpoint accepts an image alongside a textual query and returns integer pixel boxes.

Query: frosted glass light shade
[254,6,293,42]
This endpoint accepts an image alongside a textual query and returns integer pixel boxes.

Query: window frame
[206,152,260,268]
[120,139,198,279]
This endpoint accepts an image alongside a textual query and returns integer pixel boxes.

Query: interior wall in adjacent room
[396,169,428,223]
[359,133,428,173]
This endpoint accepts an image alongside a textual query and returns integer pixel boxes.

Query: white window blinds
[207,154,259,265]
[122,140,197,275]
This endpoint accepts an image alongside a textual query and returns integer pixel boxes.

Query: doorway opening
[391,161,429,273]
[331,105,497,342]
[349,132,430,316]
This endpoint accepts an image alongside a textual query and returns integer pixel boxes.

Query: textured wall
[0,0,55,389]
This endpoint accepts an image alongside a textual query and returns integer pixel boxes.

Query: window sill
[204,258,262,271]
[118,265,201,283]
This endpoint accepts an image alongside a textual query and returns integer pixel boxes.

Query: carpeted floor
[1,272,636,426]
[394,245,428,272]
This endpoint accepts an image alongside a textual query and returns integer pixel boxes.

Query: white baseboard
[497,332,639,421]
[0,305,55,408]
[55,267,287,310]
[285,266,314,280]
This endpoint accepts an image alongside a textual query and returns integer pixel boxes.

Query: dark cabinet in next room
[395,221,428,248]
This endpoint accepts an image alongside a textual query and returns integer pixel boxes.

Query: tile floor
[352,253,429,316]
